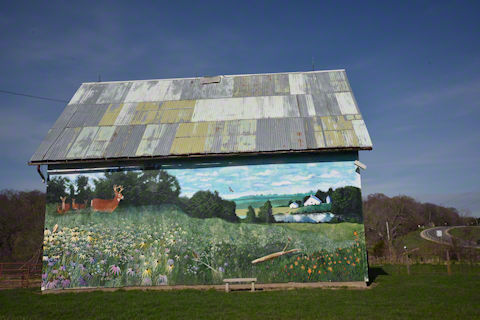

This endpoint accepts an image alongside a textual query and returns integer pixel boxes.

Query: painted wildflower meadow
[42,160,368,290]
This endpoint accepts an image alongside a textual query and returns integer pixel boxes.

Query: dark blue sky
[1,1,479,209]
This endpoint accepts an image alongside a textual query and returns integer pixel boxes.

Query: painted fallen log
[251,249,300,264]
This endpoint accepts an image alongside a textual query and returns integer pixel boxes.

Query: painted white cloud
[256,169,273,176]
[272,181,292,186]
[320,170,342,178]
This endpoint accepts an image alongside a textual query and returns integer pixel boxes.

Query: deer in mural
[56,196,71,214]
[72,198,86,210]
[91,185,124,213]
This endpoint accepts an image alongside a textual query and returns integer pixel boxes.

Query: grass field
[1,264,479,319]
[449,227,480,243]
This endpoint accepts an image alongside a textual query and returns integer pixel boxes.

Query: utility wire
[0,89,68,103]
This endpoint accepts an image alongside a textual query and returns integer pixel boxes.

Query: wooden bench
[223,278,257,292]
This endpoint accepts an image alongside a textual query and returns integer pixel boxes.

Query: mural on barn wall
[42,159,368,291]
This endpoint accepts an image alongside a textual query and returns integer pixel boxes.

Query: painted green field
[235,206,296,217]
[42,205,367,290]
[1,265,479,319]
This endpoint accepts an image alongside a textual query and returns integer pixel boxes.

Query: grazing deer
[91,185,124,213]
[72,198,86,210]
[56,196,71,214]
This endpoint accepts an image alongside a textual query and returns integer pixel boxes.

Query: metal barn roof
[30,69,372,165]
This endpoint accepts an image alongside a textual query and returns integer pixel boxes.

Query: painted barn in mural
[30,70,373,291]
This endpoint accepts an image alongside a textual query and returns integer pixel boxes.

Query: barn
[30,69,372,291]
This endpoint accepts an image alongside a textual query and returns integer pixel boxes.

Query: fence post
[446,249,451,275]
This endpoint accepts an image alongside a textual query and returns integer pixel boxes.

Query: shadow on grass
[368,266,388,285]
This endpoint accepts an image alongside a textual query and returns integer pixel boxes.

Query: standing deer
[91,185,124,213]
[72,198,86,210]
[56,196,71,214]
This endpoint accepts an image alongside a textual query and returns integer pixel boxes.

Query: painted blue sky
[1,1,479,214]
[168,161,359,199]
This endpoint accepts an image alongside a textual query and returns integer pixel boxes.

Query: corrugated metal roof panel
[335,92,358,114]
[99,103,124,126]
[30,128,63,161]
[52,104,79,129]
[302,117,318,149]
[84,126,116,158]
[31,70,372,164]
[352,119,372,147]
[312,92,341,116]
[66,127,99,159]
[96,82,132,104]
[67,104,109,127]
[130,102,162,125]
[180,77,234,100]
[153,123,178,156]
[321,116,353,131]
[69,83,107,105]
[124,80,181,102]
[44,127,81,160]
[286,118,307,150]
[103,125,146,158]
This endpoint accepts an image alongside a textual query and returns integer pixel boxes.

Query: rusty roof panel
[286,118,307,150]
[303,117,318,149]
[256,118,290,151]
[30,128,63,161]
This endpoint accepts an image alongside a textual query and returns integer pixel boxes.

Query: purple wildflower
[218,267,225,273]
[52,269,58,274]
[61,279,71,288]
[109,265,121,276]
[60,265,66,271]
[126,268,135,276]
[79,277,88,286]
[42,273,47,280]
[167,259,174,266]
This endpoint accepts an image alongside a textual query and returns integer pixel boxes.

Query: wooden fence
[0,262,42,289]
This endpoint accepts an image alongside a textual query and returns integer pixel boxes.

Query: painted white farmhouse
[304,195,322,206]
[289,202,299,209]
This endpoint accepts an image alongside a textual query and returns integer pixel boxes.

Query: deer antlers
[113,185,124,193]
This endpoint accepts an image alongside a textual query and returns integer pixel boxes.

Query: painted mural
[42,160,368,290]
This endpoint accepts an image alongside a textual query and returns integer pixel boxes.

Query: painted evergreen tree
[257,200,274,223]
[245,205,257,223]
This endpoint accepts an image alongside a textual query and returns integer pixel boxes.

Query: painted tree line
[46,170,239,222]
[288,187,362,222]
